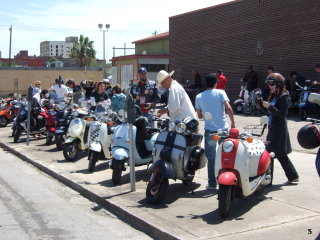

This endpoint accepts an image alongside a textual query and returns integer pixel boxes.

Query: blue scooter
[295,80,320,120]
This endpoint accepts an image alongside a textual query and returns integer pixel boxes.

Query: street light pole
[98,24,110,61]
[9,25,12,67]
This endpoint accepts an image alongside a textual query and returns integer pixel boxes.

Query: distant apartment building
[40,36,78,58]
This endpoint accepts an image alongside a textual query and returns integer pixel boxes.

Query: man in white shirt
[156,70,196,121]
[50,77,68,99]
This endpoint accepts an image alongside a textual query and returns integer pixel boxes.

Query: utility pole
[9,26,12,67]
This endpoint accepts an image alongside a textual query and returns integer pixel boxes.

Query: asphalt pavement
[0,114,319,240]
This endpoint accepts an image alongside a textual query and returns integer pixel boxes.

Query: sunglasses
[268,82,276,87]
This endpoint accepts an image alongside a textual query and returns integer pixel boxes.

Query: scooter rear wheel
[218,184,233,218]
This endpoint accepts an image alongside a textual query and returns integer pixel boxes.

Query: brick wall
[169,0,320,101]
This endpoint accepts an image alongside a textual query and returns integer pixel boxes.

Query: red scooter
[204,113,274,218]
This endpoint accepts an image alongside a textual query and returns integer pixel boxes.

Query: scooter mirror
[203,112,213,121]
[295,82,298,86]
[260,115,269,125]
[308,93,320,106]
[90,97,96,106]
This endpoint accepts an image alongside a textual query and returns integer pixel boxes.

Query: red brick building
[169,0,320,100]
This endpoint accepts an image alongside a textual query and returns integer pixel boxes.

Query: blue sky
[0,0,232,61]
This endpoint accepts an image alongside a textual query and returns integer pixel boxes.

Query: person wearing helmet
[262,73,299,183]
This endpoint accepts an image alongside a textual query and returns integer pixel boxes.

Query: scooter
[295,80,320,120]
[208,113,274,218]
[54,101,72,150]
[233,85,249,114]
[44,100,57,145]
[146,117,206,204]
[297,92,320,177]
[62,106,94,161]
[13,99,48,143]
[242,88,263,116]
[87,104,115,172]
[0,98,20,127]
[110,111,159,185]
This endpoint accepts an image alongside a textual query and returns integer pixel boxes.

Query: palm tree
[70,35,96,67]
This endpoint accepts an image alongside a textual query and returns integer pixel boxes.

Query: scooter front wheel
[55,134,65,150]
[0,116,8,127]
[63,142,78,161]
[45,131,54,145]
[13,125,22,143]
[146,174,169,204]
[218,184,234,218]
[112,160,123,185]
[88,151,99,173]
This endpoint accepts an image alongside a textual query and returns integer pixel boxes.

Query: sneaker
[206,184,217,190]
[288,178,299,183]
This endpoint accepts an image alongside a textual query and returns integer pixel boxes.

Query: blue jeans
[205,130,218,187]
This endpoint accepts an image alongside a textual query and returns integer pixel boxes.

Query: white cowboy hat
[156,70,174,87]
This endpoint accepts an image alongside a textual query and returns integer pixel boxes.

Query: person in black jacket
[261,73,299,183]
[242,65,259,93]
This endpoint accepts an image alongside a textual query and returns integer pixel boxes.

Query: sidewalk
[0,126,319,240]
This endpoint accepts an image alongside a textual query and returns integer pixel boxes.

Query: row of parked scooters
[233,80,320,120]
[2,90,318,218]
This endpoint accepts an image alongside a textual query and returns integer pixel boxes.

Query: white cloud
[0,0,232,60]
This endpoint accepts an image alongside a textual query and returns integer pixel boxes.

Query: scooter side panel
[153,131,186,180]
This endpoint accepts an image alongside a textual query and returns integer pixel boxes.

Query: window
[141,64,166,72]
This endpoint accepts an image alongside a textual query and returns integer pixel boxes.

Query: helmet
[183,117,199,132]
[297,123,320,149]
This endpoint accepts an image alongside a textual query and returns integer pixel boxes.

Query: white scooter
[233,85,249,114]
[205,113,274,218]
[63,98,94,161]
[87,102,114,172]
[110,112,159,185]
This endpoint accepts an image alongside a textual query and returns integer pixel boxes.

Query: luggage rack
[243,124,267,142]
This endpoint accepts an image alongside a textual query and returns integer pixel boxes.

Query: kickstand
[188,179,194,195]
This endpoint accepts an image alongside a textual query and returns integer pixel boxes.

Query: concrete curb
[0,141,179,240]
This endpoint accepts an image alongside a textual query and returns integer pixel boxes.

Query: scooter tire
[112,160,123,185]
[55,134,65,150]
[45,132,53,145]
[243,105,253,116]
[0,116,8,127]
[63,142,78,161]
[299,109,307,121]
[146,175,169,204]
[234,105,243,114]
[88,151,99,173]
[13,126,22,143]
[218,184,233,218]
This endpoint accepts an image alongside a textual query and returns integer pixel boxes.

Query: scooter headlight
[73,111,79,117]
[303,86,307,91]
[169,122,176,131]
[176,122,186,134]
[222,140,234,153]
[58,102,66,111]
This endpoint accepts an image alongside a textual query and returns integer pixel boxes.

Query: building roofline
[112,54,169,61]
[132,32,169,44]
[170,0,245,19]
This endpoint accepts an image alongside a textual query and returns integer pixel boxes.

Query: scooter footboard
[217,169,238,185]
[147,160,176,179]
